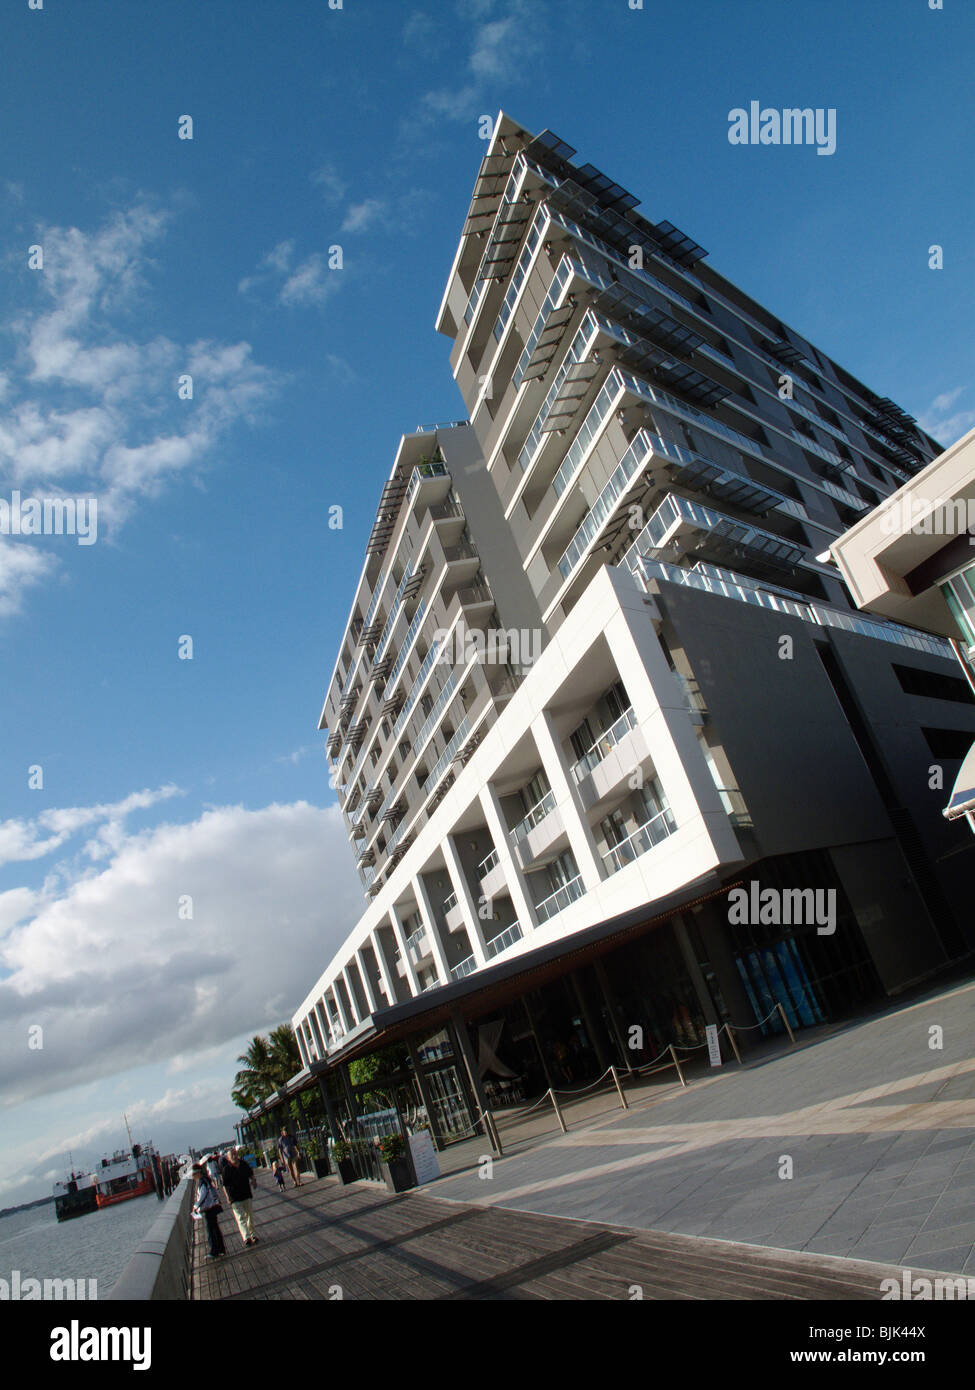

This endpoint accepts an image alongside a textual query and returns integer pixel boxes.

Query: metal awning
[944,742,975,821]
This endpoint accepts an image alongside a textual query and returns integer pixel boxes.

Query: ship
[92,1141,158,1208]
[53,1170,98,1222]
[52,1116,161,1219]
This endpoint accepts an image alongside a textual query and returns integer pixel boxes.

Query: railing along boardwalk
[191,1174,920,1301]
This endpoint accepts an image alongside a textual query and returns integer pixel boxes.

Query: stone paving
[428,979,975,1273]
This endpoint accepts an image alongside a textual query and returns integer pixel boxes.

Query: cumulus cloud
[0,200,278,615]
[417,0,542,125]
[918,387,975,449]
[0,785,183,870]
[0,799,361,1109]
[239,239,339,308]
[341,199,387,234]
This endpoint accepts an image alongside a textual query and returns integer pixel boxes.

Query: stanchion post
[549,1088,568,1134]
[610,1065,629,1110]
[669,1044,686,1089]
[484,1106,503,1156]
[776,1002,796,1045]
[725,1025,742,1065]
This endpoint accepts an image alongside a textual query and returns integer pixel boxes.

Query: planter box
[381,1157,415,1194]
[311,1156,330,1179]
[336,1158,356,1185]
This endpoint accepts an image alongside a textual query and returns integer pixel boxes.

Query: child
[273,1159,287,1192]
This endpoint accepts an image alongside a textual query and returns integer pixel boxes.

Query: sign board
[408,1129,441,1185]
[706,1023,722,1068]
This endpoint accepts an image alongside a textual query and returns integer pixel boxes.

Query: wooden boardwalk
[191,1174,921,1300]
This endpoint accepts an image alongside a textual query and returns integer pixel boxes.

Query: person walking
[220,1146,259,1248]
[277,1127,302,1188]
[272,1159,287,1193]
[191,1163,225,1261]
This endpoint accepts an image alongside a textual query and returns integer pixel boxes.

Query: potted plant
[377,1133,415,1194]
[304,1135,330,1180]
[332,1139,356,1185]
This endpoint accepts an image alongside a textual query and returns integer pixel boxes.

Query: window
[923,728,975,759]
[893,663,974,704]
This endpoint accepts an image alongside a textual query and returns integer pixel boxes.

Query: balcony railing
[373,562,419,664]
[629,554,953,659]
[451,955,477,981]
[478,847,500,877]
[485,920,523,957]
[413,673,458,754]
[534,875,584,924]
[443,890,458,914]
[406,925,430,962]
[715,786,752,826]
[601,806,677,875]
[386,600,427,694]
[570,707,637,783]
[510,789,557,843]
[405,460,448,506]
[392,637,444,740]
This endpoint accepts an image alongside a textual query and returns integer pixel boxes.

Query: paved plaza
[428,978,975,1273]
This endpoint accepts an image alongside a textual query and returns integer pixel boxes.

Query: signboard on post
[408,1129,441,1185]
[706,1023,722,1068]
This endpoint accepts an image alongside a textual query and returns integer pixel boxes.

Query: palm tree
[233,1034,276,1106]
[267,1023,301,1086]
[231,1024,301,1110]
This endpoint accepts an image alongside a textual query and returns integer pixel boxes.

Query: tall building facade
[290,116,974,1124]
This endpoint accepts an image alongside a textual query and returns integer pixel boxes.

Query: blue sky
[1,0,972,1204]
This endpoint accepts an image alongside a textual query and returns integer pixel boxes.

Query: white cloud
[0,785,183,870]
[0,200,278,616]
[311,163,347,203]
[280,253,335,307]
[418,0,540,125]
[918,388,975,449]
[341,199,387,234]
[0,799,361,1109]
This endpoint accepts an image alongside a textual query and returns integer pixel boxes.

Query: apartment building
[285,116,975,1143]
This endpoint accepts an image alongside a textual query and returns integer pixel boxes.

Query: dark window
[923,727,975,759]
[893,664,974,704]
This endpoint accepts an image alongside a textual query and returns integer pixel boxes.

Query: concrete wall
[105,1178,194,1301]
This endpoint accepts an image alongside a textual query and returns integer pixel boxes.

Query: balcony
[601,806,677,875]
[570,708,637,783]
[478,846,507,902]
[405,460,449,508]
[534,875,584,924]
[451,955,477,981]
[406,924,432,965]
[485,920,523,958]
[511,789,565,870]
[444,890,466,933]
[510,789,557,843]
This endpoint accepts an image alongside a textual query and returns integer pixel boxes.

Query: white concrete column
[295,1025,311,1069]
[333,979,355,1033]
[370,929,396,1006]
[478,784,538,931]
[531,709,604,889]
[314,1000,333,1049]
[308,1009,326,1059]
[412,875,452,984]
[326,990,345,1038]
[389,905,421,997]
[442,834,488,965]
[355,946,380,1014]
[342,967,363,1024]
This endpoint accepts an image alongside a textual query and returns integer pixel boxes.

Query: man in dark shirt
[220,1146,259,1247]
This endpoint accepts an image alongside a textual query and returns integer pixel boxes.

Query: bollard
[610,1065,629,1110]
[549,1088,568,1134]
[484,1106,503,1156]
[669,1044,686,1089]
[776,1001,796,1045]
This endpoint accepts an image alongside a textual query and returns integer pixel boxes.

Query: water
[0,1193,167,1298]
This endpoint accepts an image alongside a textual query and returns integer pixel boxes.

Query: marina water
[0,1192,166,1298]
